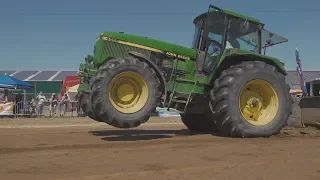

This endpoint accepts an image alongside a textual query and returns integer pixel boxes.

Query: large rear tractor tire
[78,92,104,122]
[90,57,162,128]
[209,61,292,138]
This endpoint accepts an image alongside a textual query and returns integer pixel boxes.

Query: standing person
[29,96,37,115]
[57,91,63,116]
[8,91,15,102]
[34,93,39,114]
[0,93,4,102]
[61,93,70,116]
[36,92,46,117]
[49,93,58,117]
[15,92,23,103]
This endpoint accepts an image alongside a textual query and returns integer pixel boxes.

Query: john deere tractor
[80,5,293,137]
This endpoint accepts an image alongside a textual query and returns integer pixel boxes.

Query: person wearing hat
[49,93,57,117]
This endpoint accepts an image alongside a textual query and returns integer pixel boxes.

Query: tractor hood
[100,31,197,60]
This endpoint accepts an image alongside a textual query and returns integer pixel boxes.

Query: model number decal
[104,37,120,43]
[165,52,190,60]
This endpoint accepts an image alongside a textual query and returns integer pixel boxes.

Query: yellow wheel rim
[109,71,148,113]
[239,79,279,126]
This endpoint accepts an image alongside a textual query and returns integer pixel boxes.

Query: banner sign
[0,102,14,115]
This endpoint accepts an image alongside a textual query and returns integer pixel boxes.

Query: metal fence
[3,101,176,118]
[10,101,85,118]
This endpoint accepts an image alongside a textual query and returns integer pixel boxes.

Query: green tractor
[82,5,293,137]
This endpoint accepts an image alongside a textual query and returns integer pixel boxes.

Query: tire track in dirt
[0,124,319,180]
[54,162,264,180]
[1,136,315,153]
[0,135,231,155]
[1,125,319,155]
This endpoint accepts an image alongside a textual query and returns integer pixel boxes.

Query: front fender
[127,51,166,95]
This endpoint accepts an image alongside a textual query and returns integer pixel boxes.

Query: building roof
[0,70,78,81]
[285,71,320,85]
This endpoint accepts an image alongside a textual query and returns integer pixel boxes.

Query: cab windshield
[226,18,260,53]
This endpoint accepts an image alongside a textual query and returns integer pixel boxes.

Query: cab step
[171,99,188,104]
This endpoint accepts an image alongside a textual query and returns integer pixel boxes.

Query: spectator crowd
[0,88,75,117]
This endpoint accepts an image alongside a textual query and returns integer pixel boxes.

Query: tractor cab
[192,5,287,75]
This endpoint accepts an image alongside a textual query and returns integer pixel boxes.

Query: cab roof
[193,8,262,25]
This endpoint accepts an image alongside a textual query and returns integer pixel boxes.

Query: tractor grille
[103,41,151,58]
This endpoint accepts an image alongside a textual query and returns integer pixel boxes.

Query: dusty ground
[0,117,319,180]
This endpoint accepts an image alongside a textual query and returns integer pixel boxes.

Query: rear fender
[211,54,287,82]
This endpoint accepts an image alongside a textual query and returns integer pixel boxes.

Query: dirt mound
[274,125,320,138]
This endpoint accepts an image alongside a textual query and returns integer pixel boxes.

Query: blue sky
[0,0,319,71]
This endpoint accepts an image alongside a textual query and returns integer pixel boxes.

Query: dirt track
[0,117,319,180]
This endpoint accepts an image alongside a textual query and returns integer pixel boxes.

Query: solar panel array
[29,71,58,81]
[286,71,320,86]
[0,70,78,81]
[12,71,38,80]
[0,70,16,76]
[52,71,78,81]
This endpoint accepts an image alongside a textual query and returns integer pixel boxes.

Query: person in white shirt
[61,93,70,116]
[36,92,46,116]
[49,93,58,117]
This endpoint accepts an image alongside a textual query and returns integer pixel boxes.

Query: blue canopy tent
[0,75,33,107]
[0,75,33,90]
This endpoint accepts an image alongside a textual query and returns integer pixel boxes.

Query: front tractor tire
[209,61,292,138]
[90,57,162,128]
[78,92,104,122]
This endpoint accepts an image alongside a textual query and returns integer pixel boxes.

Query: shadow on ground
[89,129,211,141]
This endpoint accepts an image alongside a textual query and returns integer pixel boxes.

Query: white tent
[66,84,79,102]
[66,84,79,93]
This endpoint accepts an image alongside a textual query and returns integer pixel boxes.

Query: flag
[295,48,307,95]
